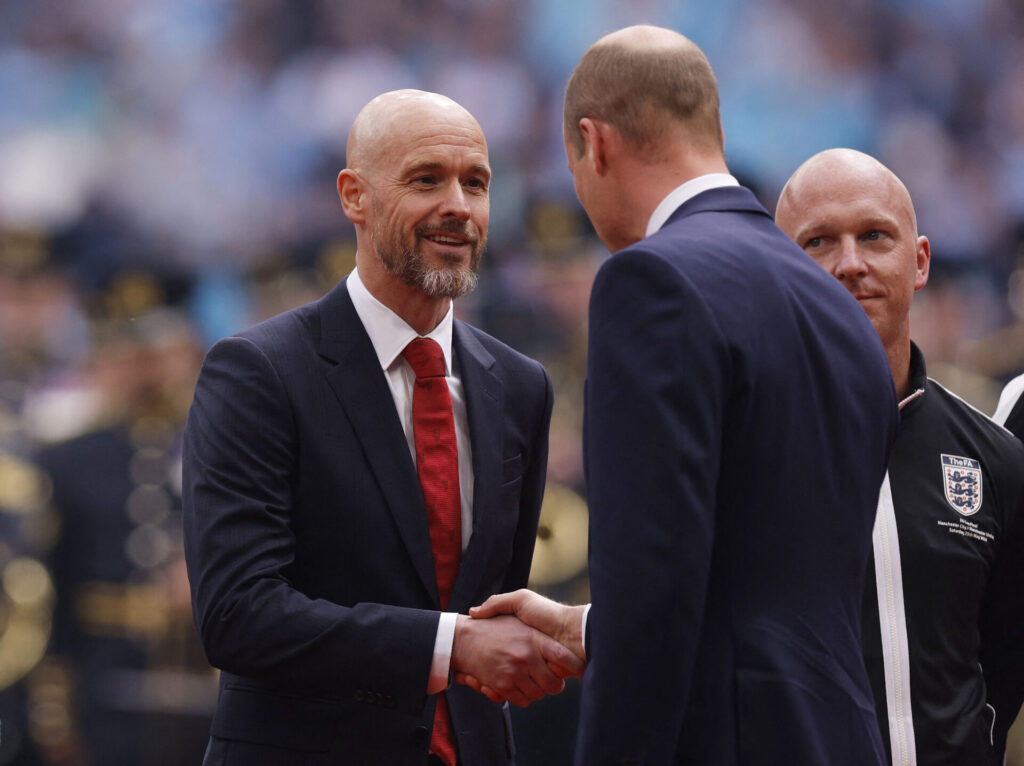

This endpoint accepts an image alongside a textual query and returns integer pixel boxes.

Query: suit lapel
[448,321,503,611]
[319,279,439,605]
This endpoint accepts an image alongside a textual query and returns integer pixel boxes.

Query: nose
[832,236,868,282]
[438,181,471,221]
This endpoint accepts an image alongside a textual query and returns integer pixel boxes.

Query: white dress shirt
[346,267,474,694]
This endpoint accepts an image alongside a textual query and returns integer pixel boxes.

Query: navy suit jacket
[183,277,553,765]
[576,186,899,765]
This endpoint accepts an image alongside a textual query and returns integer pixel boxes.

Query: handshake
[449,590,587,708]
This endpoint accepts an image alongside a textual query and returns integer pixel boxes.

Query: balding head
[564,24,722,161]
[337,90,491,315]
[774,148,930,392]
[347,89,485,178]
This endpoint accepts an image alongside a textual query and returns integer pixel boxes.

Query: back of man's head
[564,25,722,162]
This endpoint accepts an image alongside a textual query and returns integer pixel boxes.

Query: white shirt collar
[645,173,739,237]
[346,267,455,374]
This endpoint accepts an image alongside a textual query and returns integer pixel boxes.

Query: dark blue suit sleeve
[183,336,438,707]
[577,249,727,763]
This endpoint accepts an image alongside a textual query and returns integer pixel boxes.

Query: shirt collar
[346,267,455,374]
[645,173,740,238]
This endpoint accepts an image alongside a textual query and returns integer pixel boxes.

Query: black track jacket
[863,343,1024,766]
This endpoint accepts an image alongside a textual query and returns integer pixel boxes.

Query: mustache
[417,220,478,243]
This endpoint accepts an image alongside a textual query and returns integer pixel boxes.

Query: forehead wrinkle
[791,193,904,238]
[386,127,486,186]
[398,157,492,181]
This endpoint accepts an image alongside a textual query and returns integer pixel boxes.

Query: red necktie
[403,337,461,766]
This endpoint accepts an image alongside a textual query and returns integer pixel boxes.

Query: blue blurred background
[0,0,1022,763]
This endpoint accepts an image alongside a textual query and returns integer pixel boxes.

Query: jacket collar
[899,341,928,412]
[319,279,439,600]
[646,173,740,236]
[661,184,773,230]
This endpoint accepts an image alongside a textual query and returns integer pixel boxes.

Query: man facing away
[471,25,899,766]
[182,89,583,766]
[776,147,1024,766]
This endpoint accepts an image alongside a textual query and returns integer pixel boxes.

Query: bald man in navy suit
[183,90,583,766]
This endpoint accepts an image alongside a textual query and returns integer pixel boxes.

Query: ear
[338,169,367,224]
[578,118,616,177]
[914,235,931,291]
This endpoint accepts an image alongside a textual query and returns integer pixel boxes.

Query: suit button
[412,725,429,746]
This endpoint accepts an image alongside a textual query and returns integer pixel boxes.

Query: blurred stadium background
[0,0,1022,763]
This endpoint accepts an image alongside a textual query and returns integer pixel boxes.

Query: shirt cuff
[428,612,458,694]
[580,603,591,660]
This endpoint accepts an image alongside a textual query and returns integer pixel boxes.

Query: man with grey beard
[182,89,583,766]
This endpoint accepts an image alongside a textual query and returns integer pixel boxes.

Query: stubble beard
[370,201,484,299]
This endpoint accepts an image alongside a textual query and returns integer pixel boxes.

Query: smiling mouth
[423,233,470,246]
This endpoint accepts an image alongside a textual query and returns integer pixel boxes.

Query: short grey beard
[406,256,479,298]
[370,209,482,298]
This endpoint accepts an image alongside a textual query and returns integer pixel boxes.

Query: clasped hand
[450,590,587,707]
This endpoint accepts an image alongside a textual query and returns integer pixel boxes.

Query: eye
[862,230,885,242]
[463,177,488,192]
[804,236,823,249]
[413,175,437,186]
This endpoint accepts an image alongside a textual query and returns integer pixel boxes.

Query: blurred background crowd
[1,0,1023,763]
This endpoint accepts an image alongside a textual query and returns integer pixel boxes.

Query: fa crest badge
[941,454,983,516]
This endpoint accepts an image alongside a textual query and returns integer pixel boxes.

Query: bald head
[564,24,722,161]
[347,89,486,176]
[337,89,491,313]
[774,148,931,393]
[776,148,918,240]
